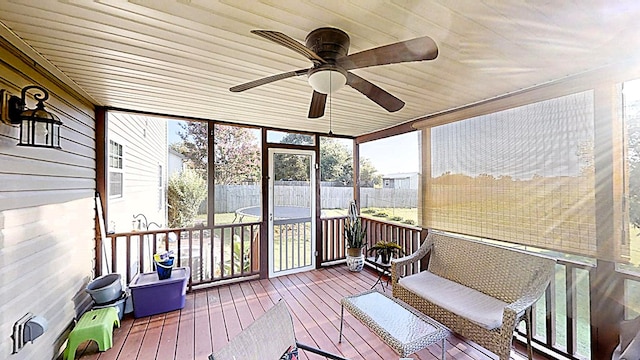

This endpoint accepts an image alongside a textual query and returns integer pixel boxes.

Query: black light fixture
[1,85,62,149]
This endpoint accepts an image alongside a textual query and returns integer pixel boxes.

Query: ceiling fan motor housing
[305,27,350,62]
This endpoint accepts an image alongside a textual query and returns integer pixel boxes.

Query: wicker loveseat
[391,230,556,360]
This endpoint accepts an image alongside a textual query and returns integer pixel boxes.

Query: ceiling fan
[230,27,438,118]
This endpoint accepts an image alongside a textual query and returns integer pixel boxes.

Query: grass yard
[360,207,419,225]
[623,225,640,319]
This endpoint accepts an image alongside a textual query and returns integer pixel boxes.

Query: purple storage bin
[129,267,190,318]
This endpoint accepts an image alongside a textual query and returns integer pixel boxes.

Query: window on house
[109,140,124,198]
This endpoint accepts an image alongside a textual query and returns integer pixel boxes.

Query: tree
[214,124,260,184]
[628,103,640,228]
[174,127,380,187]
[320,137,352,184]
[172,122,208,174]
[274,152,311,181]
[167,169,207,227]
[275,134,380,186]
[359,157,381,187]
[172,122,260,184]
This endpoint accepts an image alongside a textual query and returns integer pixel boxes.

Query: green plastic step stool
[63,307,120,360]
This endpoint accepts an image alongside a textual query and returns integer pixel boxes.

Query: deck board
[77,265,550,360]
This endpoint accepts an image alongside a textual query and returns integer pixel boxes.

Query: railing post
[546,271,556,347]
[590,260,623,359]
[566,265,577,356]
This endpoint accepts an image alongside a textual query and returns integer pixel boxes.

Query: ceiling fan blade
[346,72,404,112]
[230,69,308,92]
[308,91,327,118]
[337,36,438,70]
[251,30,327,64]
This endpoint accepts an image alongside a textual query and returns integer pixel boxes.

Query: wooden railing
[105,217,423,286]
[319,216,423,271]
[361,217,423,255]
[520,258,595,360]
[319,216,347,263]
[272,217,313,273]
[103,222,261,289]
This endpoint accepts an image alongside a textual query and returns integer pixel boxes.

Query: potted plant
[344,200,366,271]
[367,241,404,264]
[345,215,366,256]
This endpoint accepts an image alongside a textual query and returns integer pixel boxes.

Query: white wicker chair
[209,300,348,360]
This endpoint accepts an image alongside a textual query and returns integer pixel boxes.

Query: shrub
[390,216,403,221]
[403,219,416,225]
[168,169,207,228]
[373,212,388,217]
[224,235,251,275]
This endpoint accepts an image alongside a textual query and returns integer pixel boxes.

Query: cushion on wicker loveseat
[399,270,508,330]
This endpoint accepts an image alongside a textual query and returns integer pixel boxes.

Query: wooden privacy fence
[213,185,418,213]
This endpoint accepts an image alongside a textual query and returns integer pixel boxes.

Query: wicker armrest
[501,295,536,334]
[391,238,432,285]
[502,261,555,332]
[505,293,538,318]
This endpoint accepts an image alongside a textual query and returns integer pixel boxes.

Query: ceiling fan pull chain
[329,71,333,135]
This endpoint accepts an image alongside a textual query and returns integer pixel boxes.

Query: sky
[360,132,420,175]
[168,120,184,145]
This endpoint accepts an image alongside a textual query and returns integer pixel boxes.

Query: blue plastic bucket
[155,257,174,280]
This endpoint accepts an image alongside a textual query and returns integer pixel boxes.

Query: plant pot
[347,247,362,257]
[346,248,364,272]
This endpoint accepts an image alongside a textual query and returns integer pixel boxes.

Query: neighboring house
[382,172,419,189]
[107,112,168,233]
[168,147,187,178]
[105,112,168,277]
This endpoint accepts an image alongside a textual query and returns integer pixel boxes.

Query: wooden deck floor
[75,265,549,360]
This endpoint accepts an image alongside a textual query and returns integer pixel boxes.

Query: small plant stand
[365,256,391,291]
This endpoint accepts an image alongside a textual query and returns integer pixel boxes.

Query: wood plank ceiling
[0,1,639,137]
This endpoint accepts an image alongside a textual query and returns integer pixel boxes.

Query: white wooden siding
[107,112,168,233]
[0,38,96,360]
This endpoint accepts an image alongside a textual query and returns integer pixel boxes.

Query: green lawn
[360,207,418,225]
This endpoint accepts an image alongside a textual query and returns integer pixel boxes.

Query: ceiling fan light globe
[308,69,347,94]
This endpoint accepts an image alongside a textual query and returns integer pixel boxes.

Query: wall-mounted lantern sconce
[0,85,62,149]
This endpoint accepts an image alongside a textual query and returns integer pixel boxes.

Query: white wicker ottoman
[339,290,449,358]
